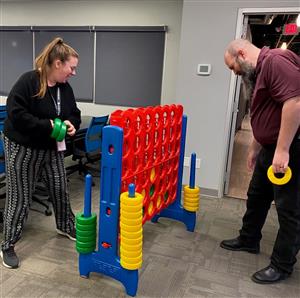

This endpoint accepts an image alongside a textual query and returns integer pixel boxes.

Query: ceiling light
[265,15,275,25]
[281,42,287,50]
[297,14,300,27]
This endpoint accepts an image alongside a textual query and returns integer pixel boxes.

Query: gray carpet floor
[0,174,299,298]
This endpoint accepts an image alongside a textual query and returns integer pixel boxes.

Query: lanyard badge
[49,87,61,116]
[49,86,66,151]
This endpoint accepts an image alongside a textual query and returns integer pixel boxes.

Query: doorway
[223,7,300,200]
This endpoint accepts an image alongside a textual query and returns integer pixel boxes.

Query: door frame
[222,7,300,197]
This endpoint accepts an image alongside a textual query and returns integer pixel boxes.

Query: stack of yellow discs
[120,191,143,270]
[183,185,200,212]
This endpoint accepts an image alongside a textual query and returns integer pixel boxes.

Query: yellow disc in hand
[267,166,292,185]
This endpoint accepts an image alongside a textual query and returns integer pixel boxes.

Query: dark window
[0,26,166,107]
[95,27,165,107]
[0,27,33,95]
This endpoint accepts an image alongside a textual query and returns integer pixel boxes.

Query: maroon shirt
[250,47,300,145]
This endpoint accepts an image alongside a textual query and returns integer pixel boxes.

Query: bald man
[221,39,300,284]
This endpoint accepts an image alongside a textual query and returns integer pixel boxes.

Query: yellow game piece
[267,166,292,185]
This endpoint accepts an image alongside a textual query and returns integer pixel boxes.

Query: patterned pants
[1,136,75,250]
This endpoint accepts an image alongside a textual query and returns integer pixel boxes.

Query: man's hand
[272,149,289,174]
[247,149,258,171]
[247,137,261,171]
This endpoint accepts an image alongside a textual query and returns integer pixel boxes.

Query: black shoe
[252,265,290,284]
[56,228,76,241]
[0,246,19,269]
[220,237,260,254]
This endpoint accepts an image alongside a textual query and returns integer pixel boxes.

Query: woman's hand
[64,120,76,136]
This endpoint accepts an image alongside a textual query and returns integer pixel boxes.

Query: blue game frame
[78,114,197,296]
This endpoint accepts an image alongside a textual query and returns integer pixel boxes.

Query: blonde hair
[35,37,79,98]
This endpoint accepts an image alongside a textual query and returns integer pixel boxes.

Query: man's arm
[273,96,300,173]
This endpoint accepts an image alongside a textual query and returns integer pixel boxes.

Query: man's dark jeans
[239,140,300,274]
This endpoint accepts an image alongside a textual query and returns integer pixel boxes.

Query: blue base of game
[151,203,196,232]
[79,252,138,296]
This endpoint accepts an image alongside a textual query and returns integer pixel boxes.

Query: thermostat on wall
[197,64,211,76]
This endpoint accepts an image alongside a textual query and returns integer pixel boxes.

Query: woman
[0,37,81,269]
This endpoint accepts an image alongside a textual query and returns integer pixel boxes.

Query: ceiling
[248,14,300,55]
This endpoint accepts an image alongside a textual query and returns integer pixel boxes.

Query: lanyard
[49,87,61,116]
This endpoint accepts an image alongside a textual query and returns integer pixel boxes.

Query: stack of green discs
[75,212,97,254]
[50,118,67,141]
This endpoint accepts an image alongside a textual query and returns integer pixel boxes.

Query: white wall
[0,0,183,116]
[177,0,300,196]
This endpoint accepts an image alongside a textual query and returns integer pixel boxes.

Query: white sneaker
[56,229,76,241]
[0,246,20,269]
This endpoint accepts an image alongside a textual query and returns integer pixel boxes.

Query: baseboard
[200,187,219,198]
[181,185,218,198]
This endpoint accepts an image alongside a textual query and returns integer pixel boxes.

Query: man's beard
[237,58,256,102]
